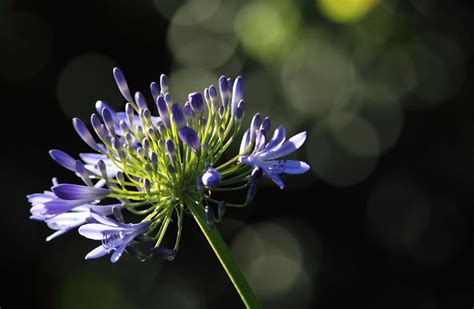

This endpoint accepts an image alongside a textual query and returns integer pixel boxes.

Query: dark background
[1,0,474,308]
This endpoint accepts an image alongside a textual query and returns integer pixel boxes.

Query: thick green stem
[187,201,262,308]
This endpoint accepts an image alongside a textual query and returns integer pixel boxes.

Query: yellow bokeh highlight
[317,0,378,23]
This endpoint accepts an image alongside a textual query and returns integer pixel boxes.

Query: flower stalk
[27,67,310,308]
[187,200,262,308]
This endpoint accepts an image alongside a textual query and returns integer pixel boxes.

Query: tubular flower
[26,68,310,263]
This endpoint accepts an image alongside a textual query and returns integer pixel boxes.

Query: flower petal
[110,243,127,263]
[113,67,132,102]
[262,125,286,153]
[52,184,110,201]
[49,150,76,172]
[258,131,306,160]
[231,76,243,117]
[73,118,101,151]
[79,223,126,240]
[239,128,251,154]
[85,245,109,260]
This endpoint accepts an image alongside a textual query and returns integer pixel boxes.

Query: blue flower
[27,67,310,263]
[239,125,310,189]
[79,212,151,263]
[43,204,117,241]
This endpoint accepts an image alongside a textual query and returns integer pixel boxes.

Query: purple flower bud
[218,106,225,118]
[178,126,201,155]
[151,247,176,261]
[160,74,169,94]
[73,118,100,151]
[164,92,172,105]
[90,114,105,141]
[156,95,170,128]
[234,107,244,121]
[125,103,134,125]
[101,107,115,136]
[116,171,125,187]
[134,91,148,110]
[205,205,215,228]
[250,113,261,141]
[261,117,271,131]
[183,101,193,119]
[95,100,114,118]
[75,160,93,186]
[49,149,76,172]
[246,182,257,204]
[165,139,176,161]
[209,85,217,100]
[219,75,228,107]
[171,103,185,129]
[237,100,245,113]
[150,151,158,170]
[201,167,221,188]
[150,82,160,102]
[189,92,204,114]
[52,184,110,201]
[217,201,225,222]
[231,76,243,117]
[167,164,175,175]
[113,67,132,102]
[143,178,151,195]
[97,160,108,179]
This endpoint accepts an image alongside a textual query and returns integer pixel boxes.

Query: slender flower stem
[187,201,262,308]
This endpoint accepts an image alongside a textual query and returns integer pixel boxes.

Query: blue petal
[85,245,109,260]
[254,129,266,152]
[258,131,306,160]
[231,76,243,116]
[79,223,126,240]
[261,167,285,189]
[49,150,76,172]
[263,125,286,152]
[264,160,310,175]
[110,243,127,263]
[52,184,110,201]
[239,129,251,153]
[178,126,201,154]
[89,211,121,227]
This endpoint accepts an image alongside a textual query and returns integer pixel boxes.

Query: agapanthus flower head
[27,67,310,262]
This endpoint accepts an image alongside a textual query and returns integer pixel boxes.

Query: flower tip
[151,247,176,261]
[189,91,204,114]
[178,126,201,155]
[201,167,221,188]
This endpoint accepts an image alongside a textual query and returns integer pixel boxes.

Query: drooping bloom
[27,68,310,262]
[239,125,310,189]
[79,212,151,263]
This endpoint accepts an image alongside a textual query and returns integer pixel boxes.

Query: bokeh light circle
[231,221,313,306]
[307,116,378,186]
[317,0,379,23]
[234,1,300,62]
[281,35,357,118]
[56,53,122,119]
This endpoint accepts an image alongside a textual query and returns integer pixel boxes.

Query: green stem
[187,201,262,308]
